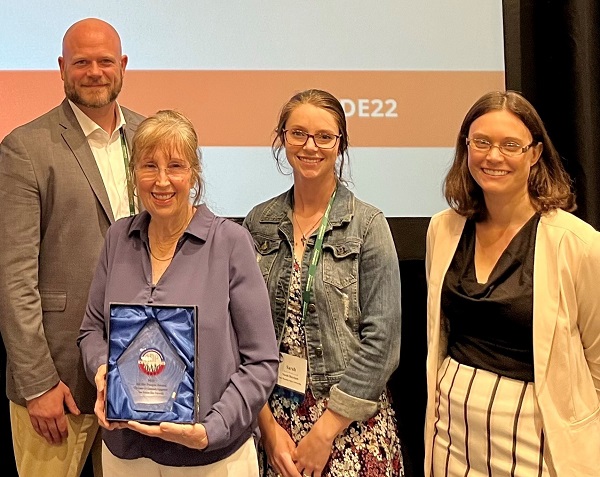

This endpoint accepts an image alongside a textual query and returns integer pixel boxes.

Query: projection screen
[0,1,505,218]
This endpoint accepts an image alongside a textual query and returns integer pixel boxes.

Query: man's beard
[64,76,123,109]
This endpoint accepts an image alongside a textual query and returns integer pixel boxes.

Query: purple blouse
[78,205,278,466]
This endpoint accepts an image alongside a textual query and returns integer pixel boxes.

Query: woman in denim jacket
[243,89,403,477]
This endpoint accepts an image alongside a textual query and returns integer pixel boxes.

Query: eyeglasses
[283,129,341,149]
[135,162,191,180]
[466,137,537,157]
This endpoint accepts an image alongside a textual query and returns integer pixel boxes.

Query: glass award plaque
[106,303,197,423]
[116,320,185,412]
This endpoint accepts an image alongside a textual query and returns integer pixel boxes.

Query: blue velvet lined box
[106,303,197,423]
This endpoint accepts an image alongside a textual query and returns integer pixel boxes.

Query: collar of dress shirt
[68,99,126,138]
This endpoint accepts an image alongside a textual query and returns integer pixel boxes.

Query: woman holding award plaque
[78,110,279,476]
[243,89,403,477]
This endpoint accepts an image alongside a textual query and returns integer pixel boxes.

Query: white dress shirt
[69,100,134,220]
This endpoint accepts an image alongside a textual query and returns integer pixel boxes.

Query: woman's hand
[125,421,209,450]
[293,409,352,477]
[262,420,301,477]
[94,364,127,431]
[293,428,333,477]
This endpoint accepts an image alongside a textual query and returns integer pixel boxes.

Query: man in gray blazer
[0,18,144,477]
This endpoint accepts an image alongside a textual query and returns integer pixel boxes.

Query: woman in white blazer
[425,90,600,477]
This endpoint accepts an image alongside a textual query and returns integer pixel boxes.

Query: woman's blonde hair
[129,110,203,205]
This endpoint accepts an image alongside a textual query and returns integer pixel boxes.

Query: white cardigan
[425,208,600,477]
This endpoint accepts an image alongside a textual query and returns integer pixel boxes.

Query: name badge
[277,353,308,394]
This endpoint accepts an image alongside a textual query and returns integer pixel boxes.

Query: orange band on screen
[0,70,504,146]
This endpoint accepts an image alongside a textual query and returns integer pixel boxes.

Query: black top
[441,213,540,382]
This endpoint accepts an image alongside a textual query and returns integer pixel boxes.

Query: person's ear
[530,142,543,167]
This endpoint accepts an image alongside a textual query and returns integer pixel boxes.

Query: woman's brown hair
[272,89,350,182]
[444,90,575,220]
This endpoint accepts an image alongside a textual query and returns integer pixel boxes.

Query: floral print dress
[260,258,404,477]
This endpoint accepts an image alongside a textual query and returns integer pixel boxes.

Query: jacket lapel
[532,214,560,392]
[58,100,115,223]
[121,110,139,146]
[428,211,465,366]
[432,212,465,288]
[121,109,146,214]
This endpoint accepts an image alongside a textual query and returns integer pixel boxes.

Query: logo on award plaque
[138,349,166,376]
[116,319,186,412]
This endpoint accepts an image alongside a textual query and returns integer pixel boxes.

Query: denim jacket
[243,183,401,421]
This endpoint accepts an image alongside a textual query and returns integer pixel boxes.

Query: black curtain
[389,259,428,477]
[503,0,600,227]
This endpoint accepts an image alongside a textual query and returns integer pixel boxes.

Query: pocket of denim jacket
[254,237,282,279]
[322,240,360,289]
[255,237,281,255]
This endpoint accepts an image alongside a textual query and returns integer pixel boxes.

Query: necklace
[149,247,174,262]
[293,211,324,247]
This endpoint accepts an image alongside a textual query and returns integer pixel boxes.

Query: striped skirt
[432,356,550,477]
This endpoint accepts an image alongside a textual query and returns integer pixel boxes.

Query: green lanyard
[301,188,337,323]
[119,128,136,216]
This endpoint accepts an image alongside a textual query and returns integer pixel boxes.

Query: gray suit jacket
[0,99,145,414]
